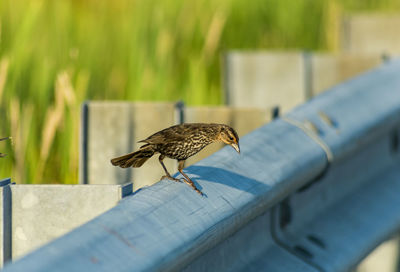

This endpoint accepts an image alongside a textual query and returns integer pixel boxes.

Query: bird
[110,123,240,195]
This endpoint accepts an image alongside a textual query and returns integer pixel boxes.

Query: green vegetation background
[0,0,399,184]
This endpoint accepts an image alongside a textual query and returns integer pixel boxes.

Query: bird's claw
[161,175,204,196]
[195,189,204,196]
[190,184,204,196]
[183,179,204,196]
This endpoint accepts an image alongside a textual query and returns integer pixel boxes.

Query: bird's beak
[231,143,240,154]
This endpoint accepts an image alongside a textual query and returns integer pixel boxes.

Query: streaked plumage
[111,123,240,195]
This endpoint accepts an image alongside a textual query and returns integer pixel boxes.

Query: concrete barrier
[4,59,400,271]
[0,182,131,266]
[357,238,400,272]
[342,14,400,55]
[224,51,307,113]
[224,51,384,111]
[311,53,382,96]
[11,183,132,260]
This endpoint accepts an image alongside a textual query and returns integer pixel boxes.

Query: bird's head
[218,125,240,154]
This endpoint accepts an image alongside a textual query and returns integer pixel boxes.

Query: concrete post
[224,51,306,113]
[11,183,132,260]
[311,53,382,95]
[342,14,400,55]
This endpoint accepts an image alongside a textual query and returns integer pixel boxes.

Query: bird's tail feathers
[111,145,155,168]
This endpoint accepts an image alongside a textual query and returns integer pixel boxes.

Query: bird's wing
[138,125,187,145]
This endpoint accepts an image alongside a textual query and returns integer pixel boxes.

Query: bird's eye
[229,136,234,140]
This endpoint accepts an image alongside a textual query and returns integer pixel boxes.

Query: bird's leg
[178,160,203,196]
[159,155,180,182]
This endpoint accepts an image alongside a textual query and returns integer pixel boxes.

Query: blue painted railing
[4,59,400,272]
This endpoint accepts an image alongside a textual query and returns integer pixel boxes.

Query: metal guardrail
[3,59,400,271]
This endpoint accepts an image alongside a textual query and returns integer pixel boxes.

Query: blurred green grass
[0,0,399,184]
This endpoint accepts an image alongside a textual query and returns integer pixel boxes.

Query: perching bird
[110,123,240,195]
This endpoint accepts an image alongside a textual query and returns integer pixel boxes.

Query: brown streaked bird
[110,123,240,195]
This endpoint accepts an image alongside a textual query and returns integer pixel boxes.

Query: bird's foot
[188,184,204,196]
[181,178,204,196]
[160,175,181,182]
